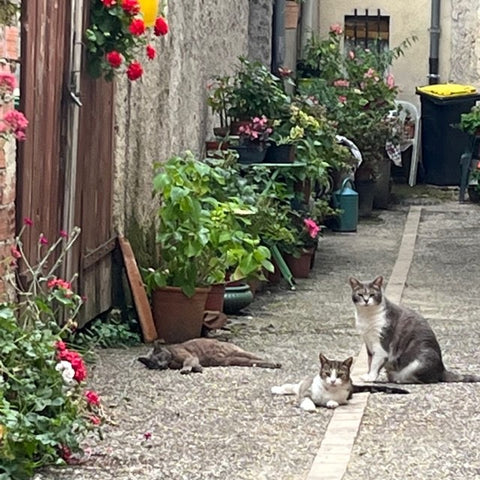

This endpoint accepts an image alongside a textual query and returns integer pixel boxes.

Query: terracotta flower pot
[284,248,315,278]
[151,286,211,343]
[204,283,226,312]
[285,1,300,29]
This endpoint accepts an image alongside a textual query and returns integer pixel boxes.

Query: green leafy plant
[297,27,416,180]
[227,57,290,120]
[0,223,103,479]
[0,0,19,26]
[459,105,480,135]
[145,152,273,296]
[85,0,169,81]
[207,74,233,133]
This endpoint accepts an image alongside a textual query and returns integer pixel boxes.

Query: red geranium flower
[122,0,140,15]
[101,0,116,6]
[57,349,87,382]
[106,51,122,68]
[85,390,100,406]
[146,45,156,60]
[154,16,169,36]
[126,61,143,81]
[55,340,67,351]
[128,18,146,36]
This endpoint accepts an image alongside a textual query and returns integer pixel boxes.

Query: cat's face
[319,354,353,387]
[349,276,383,307]
[138,345,172,370]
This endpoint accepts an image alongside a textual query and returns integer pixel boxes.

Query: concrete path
[308,202,480,480]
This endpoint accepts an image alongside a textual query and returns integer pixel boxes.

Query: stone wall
[449,0,480,85]
[113,0,253,237]
[248,0,273,66]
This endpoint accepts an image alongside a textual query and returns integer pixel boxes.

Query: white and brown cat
[349,275,480,384]
[271,353,407,411]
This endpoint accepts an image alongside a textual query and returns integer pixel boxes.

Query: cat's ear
[372,276,384,288]
[348,277,361,290]
[319,353,328,365]
[343,357,354,369]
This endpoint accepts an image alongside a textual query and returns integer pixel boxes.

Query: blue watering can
[332,178,358,232]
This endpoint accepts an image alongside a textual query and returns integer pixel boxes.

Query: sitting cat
[272,354,354,411]
[138,338,281,374]
[349,275,480,384]
[272,353,408,412]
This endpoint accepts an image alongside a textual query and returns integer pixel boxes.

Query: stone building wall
[113,0,255,236]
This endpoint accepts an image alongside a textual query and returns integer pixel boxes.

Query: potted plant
[227,57,290,133]
[145,152,274,341]
[85,0,169,81]
[232,115,273,164]
[207,74,232,137]
[459,105,480,136]
[280,216,321,278]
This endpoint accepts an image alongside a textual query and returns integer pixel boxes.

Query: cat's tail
[352,384,410,394]
[271,383,300,396]
[441,370,480,383]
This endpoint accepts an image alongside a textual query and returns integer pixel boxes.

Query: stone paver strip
[305,206,422,480]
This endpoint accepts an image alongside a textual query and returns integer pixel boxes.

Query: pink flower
[329,24,343,35]
[304,218,320,239]
[39,234,48,245]
[386,73,395,89]
[0,72,16,93]
[348,51,355,60]
[0,110,28,141]
[90,415,101,425]
[24,217,33,226]
[146,45,156,60]
[333,79,349,88]
[60,230,68,238]
[85,390,100,406]
[338,95,347,104]
[101,0,116,6]
[128,18,146,36]
[10,245,21,259]
[144,432,152,440]
[154,16,169,36]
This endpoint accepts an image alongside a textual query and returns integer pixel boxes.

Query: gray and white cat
[272,354,354,411]
[349,275,480,384]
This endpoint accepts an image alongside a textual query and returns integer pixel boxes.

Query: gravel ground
[36,209,407,480]
[344,203,480,480]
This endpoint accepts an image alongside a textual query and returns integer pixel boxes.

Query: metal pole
[272,0,286,73]
[428,0,441,84]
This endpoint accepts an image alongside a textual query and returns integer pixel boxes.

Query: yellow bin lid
[416,83,477,97]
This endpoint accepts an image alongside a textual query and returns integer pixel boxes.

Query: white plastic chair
[395,100,421,186]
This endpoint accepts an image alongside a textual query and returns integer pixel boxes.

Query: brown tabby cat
[138,338,281,374]
[349,275,480,384]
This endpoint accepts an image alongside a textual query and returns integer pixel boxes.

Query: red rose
[128,18,146,36]
[154,16,169,36]
[122,0,140,15]
[101,0,116,6]
[85,390,100,406]
[126,61,143,81]
[106,51,122,68]
[146,45,156,60]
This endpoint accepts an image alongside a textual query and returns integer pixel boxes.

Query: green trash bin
[416,84,480,186]
[332,178,358,232]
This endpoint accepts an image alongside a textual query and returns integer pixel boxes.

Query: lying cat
[271,353,408,411]
[138,338,281,374]
[349,275,480,384]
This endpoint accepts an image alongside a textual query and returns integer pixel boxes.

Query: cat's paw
[326,400,339,409]
[299,398,317,412]
[360,373,378,382]
[180,367,192,375]
[271,386,283,395]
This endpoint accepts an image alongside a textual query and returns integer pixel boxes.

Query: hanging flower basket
[85,0,169,82]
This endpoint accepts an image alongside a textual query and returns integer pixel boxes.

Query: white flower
[55,360,75,384]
